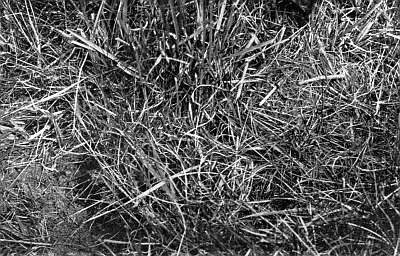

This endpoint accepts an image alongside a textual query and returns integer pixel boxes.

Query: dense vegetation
[0,0,399,255]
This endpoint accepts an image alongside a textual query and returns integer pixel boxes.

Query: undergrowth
[0,0,399,255]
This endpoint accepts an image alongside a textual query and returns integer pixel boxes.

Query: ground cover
[0,0,399,255]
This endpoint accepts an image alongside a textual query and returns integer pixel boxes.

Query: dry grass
[1,0,400,255]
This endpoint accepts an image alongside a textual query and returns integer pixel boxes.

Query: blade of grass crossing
[168,0,180,41]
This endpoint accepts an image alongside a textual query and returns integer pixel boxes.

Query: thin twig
[298,73,346,85]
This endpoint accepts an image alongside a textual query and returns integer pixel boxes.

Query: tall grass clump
[0,0,399,255]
